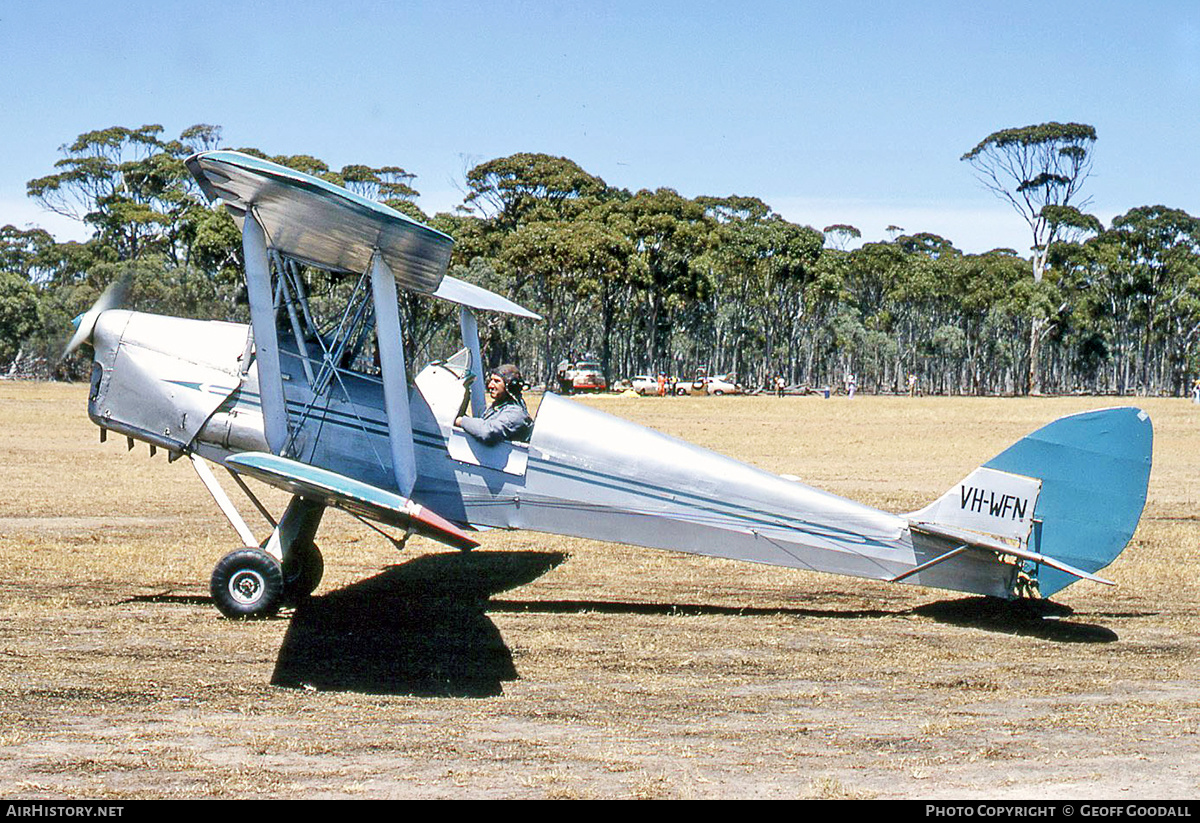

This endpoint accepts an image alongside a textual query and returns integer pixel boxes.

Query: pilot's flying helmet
[490,364,525,398]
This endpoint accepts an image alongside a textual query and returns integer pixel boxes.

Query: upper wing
[186,150,540,318]
[434,275,541,319]
[186,150,454,293]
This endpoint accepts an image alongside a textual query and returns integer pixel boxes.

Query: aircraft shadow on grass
[270,549,567,698]
[132,554,1119,698]
[487,593,1120,643]
[911,597,1120,643]
[268,556,1118,697]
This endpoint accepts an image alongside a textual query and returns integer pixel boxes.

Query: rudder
[983,407,1152,597]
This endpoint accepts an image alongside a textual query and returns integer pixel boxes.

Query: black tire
[210,548,284,619]
[675,387,688,396]
[282,541,324,603]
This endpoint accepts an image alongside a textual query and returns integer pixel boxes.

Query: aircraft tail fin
[908,407,1152,598]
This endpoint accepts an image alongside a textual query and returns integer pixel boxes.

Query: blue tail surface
[984,407,1153,598]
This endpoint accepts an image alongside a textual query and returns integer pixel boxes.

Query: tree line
[2,122,1198,396]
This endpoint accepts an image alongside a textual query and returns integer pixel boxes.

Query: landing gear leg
[264,495,326,604]
[282,539,324,602]
[192,454,328,619]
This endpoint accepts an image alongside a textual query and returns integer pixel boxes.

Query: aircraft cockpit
[415,349,533,477]
[254,241,540,484]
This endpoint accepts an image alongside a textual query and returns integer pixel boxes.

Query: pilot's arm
[456,403,532,446]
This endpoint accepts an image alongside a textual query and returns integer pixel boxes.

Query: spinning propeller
[62,274,131,358]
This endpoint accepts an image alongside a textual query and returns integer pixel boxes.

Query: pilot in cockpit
[455,364,534,445]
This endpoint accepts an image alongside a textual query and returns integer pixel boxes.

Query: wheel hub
[229,569,265,604]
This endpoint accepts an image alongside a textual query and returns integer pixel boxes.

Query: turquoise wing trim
[225,452,477,550]
[984,407,1152,597]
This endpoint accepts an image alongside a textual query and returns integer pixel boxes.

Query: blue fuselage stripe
[214,386,886,546]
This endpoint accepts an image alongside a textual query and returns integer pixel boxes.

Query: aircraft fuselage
[87,309,1021,599]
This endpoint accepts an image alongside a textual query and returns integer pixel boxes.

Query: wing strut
[369,250,417,496]
[889,544,970,583]
[242,211,290,455]
[459,306,486,416]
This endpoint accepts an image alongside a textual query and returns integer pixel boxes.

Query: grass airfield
[0,381,1197,799]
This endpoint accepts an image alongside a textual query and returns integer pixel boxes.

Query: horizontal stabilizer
[907,521,1114,586]
[225,452,478,551]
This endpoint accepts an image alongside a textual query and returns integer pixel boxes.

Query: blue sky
[2,1,1197,253]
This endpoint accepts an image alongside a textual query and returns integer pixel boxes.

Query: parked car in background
[704,374,743,395]
[556,360,608,394]
[676,373,743,396]
[630,375,660,395]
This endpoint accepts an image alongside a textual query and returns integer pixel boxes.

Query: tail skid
[906,407,1152,598]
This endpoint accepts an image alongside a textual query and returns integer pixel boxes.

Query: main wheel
[210,548,284,619]
[282,541,324,603]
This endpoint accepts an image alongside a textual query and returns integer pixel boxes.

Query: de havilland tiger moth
[65,150,1153,620]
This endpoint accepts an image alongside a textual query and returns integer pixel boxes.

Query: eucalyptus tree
[462,153,610,230]
[620,189,713,374]
[816,241,905,388]
[0,271,40,371]
[1044,237,1113,393]
[819,234,969,391]
[948,249,1032,393]
[694,197,823,384]
[0,224,118,374]
[27,125,166,226]
[697,195,772,378]
[889,234,963,390]
[339,164,424,221]
[455,153,624,370]
[961,122,1097,393]
[0,225,56,282]
[0,226,53,370]
[25,124,255,271]
[1098,206,1200,393]
[179,123,224,153]
[803,247,852,386]
[27,125,186,262]
[737,216,823,385]
[822,224,861,251]
[498,214,635,381]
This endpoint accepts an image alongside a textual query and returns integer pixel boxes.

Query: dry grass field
[0,380,1197,799]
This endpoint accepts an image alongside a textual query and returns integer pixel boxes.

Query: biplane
[68,150,1153,619]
